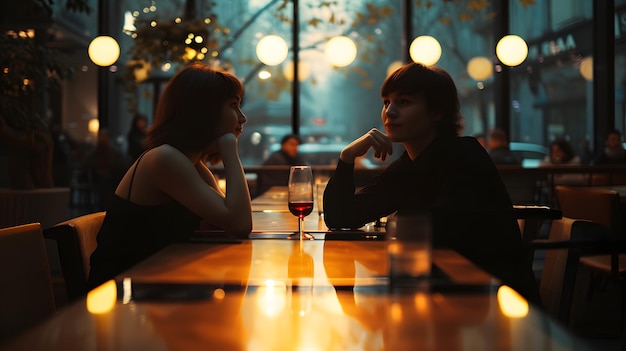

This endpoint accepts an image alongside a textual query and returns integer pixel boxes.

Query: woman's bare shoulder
[141,145,194,172]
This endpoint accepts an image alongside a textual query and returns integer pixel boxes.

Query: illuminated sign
[528,34,576,60]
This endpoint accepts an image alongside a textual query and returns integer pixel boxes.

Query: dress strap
[128,150,149,200]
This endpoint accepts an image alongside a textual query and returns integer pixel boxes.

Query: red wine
[289,201,313,218]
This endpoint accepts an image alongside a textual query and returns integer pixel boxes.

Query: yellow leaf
[458,13,473,21]
[467,0,489,11]
[360,80,374,89]
[354,66,368,76]
[308,18,321,27]
[519,0,536,8]
[266,89,280,101]
[439,17,452,25]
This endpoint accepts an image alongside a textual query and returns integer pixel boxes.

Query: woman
[323,62,539,304]
[540,139,587,185]
[88,64,252,289]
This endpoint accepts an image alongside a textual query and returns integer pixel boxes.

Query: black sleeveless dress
[87,151,201,290]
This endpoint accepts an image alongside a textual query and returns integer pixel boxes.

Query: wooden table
[0,188,593,350]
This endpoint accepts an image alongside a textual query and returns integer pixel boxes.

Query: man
[257,134,305,196]
[263,134,305,166]
[593,129,626,164]
[323,62,539,304]
[487,128,521,165]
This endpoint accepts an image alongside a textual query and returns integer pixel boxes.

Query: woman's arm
[150,134,251,234]
[218,133,252,232]
[195,161,225,197]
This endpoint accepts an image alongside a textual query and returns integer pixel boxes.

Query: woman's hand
[216,133,240,163]
[204,133,238,165]
[340,128,393,163]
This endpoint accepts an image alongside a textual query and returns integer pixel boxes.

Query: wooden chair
[531,217,615,324]
[554,185,626,277]
[513,205,563,275]
[43,212,106,302]
[552,185,626,333]
[0,223,55,342]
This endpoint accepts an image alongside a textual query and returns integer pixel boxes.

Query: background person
[539,139,587,186]
[88,64,252,290]
[256,134,306,196]
[487,128,520,165]
[473,133,486,149]
[593,129,626,165]
[263,134,305,166]
[322,62,539,304]
[127,113,149,160]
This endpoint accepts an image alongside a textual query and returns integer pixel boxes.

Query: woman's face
[551,144,565,163]
[381,92,438,143]
[216,95,247,138]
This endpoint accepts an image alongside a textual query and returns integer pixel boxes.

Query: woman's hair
[147,63,244,152]
[550,139,576,163]
[381,62,464,137]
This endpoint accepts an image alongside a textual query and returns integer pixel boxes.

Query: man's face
[606,133,622,149]
[281,138,300,158]
[551,144,565,163]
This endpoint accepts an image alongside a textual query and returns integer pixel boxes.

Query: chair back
[539,217,578,321]
[537,218,614,325]
[553,185,621,235]
[0,223,55,342]
[44,212,106,302]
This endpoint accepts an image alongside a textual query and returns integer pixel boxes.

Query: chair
[513,205,562,272]
[0,223,55,342]
[552,185,626,332]
[553,185,626,278]
[531,217,615,324]
[43,212,106,302]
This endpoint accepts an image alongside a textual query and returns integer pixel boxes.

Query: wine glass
[288,166,314,240]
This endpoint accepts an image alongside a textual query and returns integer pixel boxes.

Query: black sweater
[323,136,540,304]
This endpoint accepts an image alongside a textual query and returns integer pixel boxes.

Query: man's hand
[340,128,393,163]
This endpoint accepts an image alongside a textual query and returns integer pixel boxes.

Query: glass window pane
[509,0,594,163]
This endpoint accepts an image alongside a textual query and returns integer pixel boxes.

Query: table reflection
[2,235,589,350]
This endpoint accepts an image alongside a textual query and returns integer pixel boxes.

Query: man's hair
[381,62,464,137]
[489,128,508,144]
[281,134,301,145]
[147,63,244,152]
[607,129,622,139]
